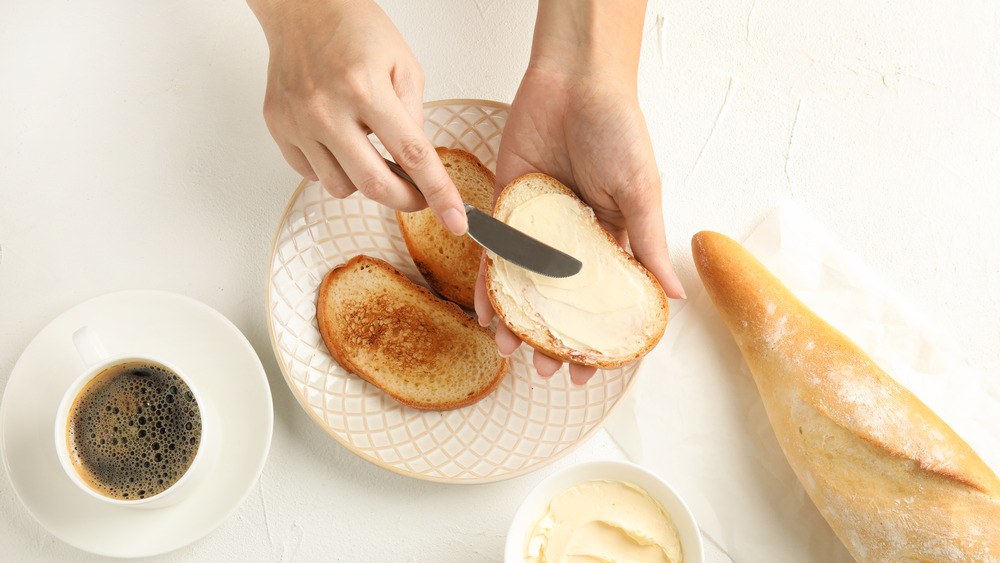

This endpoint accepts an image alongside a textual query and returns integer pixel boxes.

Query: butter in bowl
[506,460,703,562]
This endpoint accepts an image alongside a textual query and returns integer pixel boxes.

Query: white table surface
[2,1,997,561]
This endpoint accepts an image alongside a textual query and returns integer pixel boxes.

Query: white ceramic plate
[506,460,704,562]
[266,99,642,483]
[0,290,273,558]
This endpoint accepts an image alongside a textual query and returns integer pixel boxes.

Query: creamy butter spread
[525,480,682,563]
[494,193,646,354]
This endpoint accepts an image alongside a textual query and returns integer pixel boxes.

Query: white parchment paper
[605,201,1000,562]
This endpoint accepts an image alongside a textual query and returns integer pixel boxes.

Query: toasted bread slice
[317,255,508,410]
[484,174,669,368]
[692,230,1000,561]
[396,147,495,309]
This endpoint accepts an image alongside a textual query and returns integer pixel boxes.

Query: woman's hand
[248,0,467,234]
[474,0,685,385]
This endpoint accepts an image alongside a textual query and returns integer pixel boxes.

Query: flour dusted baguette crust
[396,147,495,309]
[692,230,1000,562]
[484,174,669,368]
[317,255,508,410]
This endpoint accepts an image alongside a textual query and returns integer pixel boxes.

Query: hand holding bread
[475,59,684,383]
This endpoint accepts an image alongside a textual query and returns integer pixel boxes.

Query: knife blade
[384,157,583,278]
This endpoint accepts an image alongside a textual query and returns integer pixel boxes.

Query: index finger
[365,98,468,236]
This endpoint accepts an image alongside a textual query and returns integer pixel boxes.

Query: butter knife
[384,158,582,278]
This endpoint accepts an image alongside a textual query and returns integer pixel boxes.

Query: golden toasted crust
[484,173,669,368]
[316,255,508,411]
[395,147,495,309]
[692,230,1000,562]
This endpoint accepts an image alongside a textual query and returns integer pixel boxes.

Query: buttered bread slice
[484,174,669,368]
[317,255,508,410]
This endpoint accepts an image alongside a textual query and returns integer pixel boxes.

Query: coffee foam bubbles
[66,361,202,500]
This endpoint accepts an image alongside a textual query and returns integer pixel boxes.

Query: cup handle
[72,326,109,366]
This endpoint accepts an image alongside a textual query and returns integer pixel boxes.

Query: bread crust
[692,230,1000,562]
[395,147,495,309]
[484,173,669,368]
[317,255,508,410]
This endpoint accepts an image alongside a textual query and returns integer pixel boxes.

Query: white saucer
[0,290,273,558]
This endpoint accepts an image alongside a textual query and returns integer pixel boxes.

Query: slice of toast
[484,174,669,368]
[396,147,495,309]
[317,255,508,410]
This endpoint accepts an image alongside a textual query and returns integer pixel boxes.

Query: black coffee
[66,361,202,500]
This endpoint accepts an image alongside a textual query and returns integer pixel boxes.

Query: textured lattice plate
[266,100,641,483]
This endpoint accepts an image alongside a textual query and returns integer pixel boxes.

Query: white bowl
[505,460,703,562]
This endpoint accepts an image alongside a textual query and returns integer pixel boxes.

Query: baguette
[692,230,1000,562]
[316,255,508,410]
[484,174,669,368]
[396,147,495,309]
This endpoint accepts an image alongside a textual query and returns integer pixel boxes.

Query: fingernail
[442,207,468,236]
[497,342,515,358]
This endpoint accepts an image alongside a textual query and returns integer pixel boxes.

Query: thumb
[617,178,686,300]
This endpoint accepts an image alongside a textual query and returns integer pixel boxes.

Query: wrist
[248,0,361,43]
[528,0,647,86]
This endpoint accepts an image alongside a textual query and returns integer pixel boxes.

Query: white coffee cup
[54,326,220,509]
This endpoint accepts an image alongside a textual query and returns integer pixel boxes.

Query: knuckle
[264,91,317,137]
[630,164,663,190]
[620,171,662,206]
[357,174,390,201]
[340,68,376,109]
[394,138,434,171]
[417,178,451,200]
[322,180,355,199]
